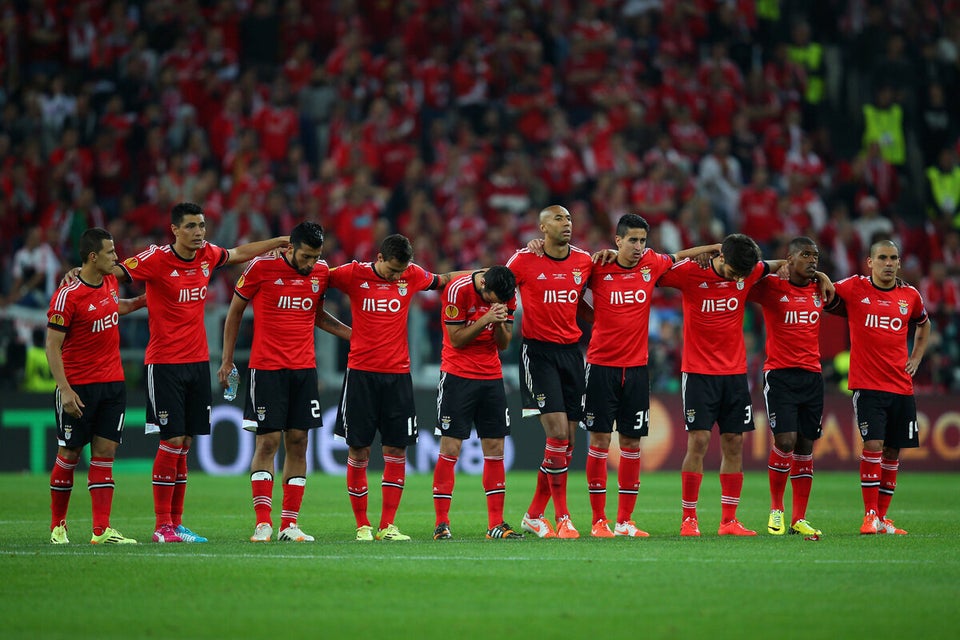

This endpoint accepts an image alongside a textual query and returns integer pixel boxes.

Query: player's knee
[590,432,612,449]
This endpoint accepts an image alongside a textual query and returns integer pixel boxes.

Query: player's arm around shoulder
[118,293,146,315]
[316,305,351,341]
[225,236,291,265]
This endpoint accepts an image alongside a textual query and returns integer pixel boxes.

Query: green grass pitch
[2,470,958,639]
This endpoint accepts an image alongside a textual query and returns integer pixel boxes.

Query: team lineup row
[44,202,928,544]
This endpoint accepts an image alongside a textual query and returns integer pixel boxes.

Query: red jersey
[586,250,674,367]
[47,274,124,385]
[120,242,229,365]
[833,275,929,395]
[328,260,437,373]
[440,273,515,380]
[748,275,823,372]
[234,254,330,371]
[658,259,768,374]
[506,246,593,345]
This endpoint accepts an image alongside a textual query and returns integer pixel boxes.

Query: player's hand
[527,238,545,257]
[591,249,617,264]
[216,362,234,388]
[775,263,790,279]
[905,355,922,377]
[691,251,716,268]
[482,303,509,324]
[814,271,835,304]
[61,389,85,419]
[60,267,81,287]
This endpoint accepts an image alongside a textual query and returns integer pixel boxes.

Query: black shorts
[852,389,920,449]
[146,362,212,438]
[56,382,126,448]
[762,368,824,440]
[519,339,585,422]
[242,368,323,434]
[335,369,417,448]
[582,364,650,438]
[681,372,755,434]
[435,372,510,440]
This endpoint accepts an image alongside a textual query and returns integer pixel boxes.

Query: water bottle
[223,366,239,401]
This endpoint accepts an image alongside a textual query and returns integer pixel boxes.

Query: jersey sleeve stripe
[52,280,82,312]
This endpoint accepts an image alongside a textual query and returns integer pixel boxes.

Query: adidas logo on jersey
[861,297,871,304]
[88,304,97,311]
[170,270,180,277]
[603,274,613,280]
[275,279,284,285]
[360,282,370,289]
[699,282,709,288]
[537,273,547,280]
[780,295,790,302]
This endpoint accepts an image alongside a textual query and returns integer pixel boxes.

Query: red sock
[483,455,505,529]
[719,472,744,523]
[767,446,792,511]
[526,467,551,519]
[88,457,115,535]
[152,442,181,529]
[432,454,457,526]
[380,454,406,530]
[877,457,899,519]
[250,471,274,525]
[681,471,702,520]
[586,445,608,522]
[346,457,370,527]
[171,444,189,527]
[281,477,306,530]
[617,447,641,524]
[860,450,882,514]
[50,454,77,529]
[790,453,813,523]
[543,438,570,520]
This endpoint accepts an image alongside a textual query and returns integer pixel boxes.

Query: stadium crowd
[0,0,959,392]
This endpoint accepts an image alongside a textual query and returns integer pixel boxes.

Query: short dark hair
[79,227,112,263]
[788,236,817,255]
[290,221,324,249]
[380,234,414,263]
[721,233,762,277]
[171,202,204,226]
[870,238,898,258]
[616,214,650,237]
[482,265,516,303]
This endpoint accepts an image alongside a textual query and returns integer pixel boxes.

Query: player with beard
[218,221,350,543]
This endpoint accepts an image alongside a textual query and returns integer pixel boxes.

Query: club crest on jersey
[124,257,138,269]
[50,314,65,326]
[440,415,451,431]
[158,411,169,426]
[898,300,909,315]
[236,275,245,288]
[311,277,320,293]
[572,269,583,285]
[397,279,408,296]
[736,279,745,290]
[111,291,119,303]
[201,262,210,277]
[536,393,546,408]
[257,406,267,421]
[640,266,652,282]
[686,408,696,424]
[813,293,821,307]
[444,304,459,319]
